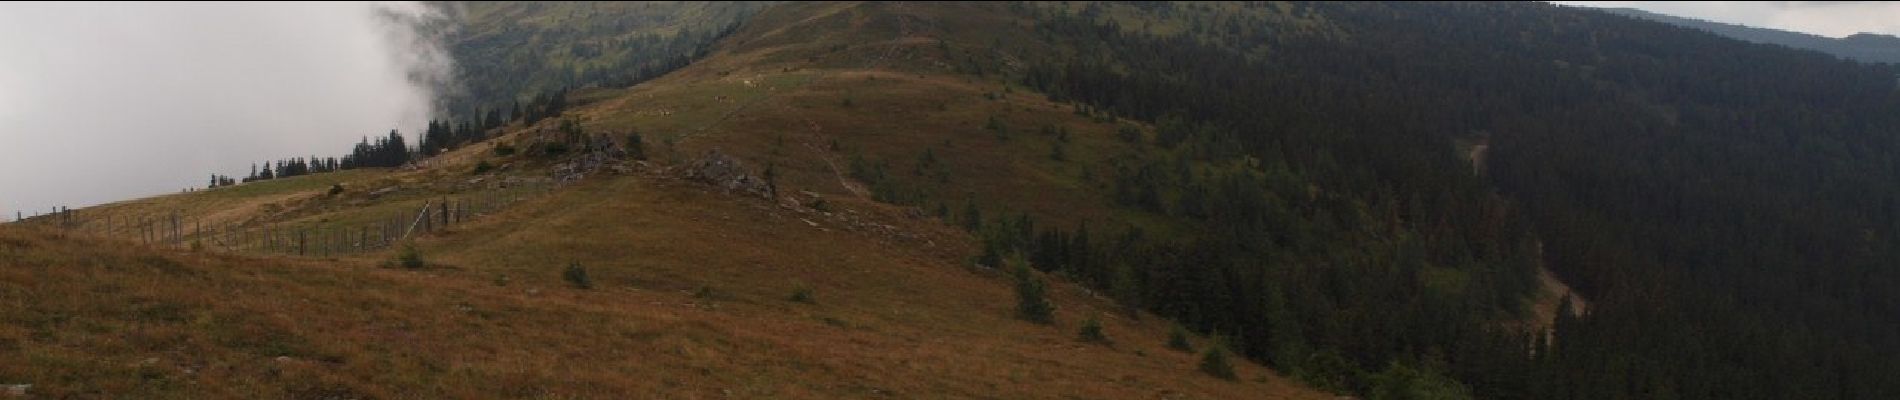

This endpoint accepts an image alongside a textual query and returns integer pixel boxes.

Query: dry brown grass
[0,168,1327,398]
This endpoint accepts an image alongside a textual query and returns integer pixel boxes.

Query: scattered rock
[274,356,293,363]
[679,149,772,199]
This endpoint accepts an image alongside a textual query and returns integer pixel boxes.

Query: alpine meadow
[3,2,1899,399]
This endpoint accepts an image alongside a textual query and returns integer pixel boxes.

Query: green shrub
[1368,361,1474,400]
[986,115,1009,141]
[492,143,517,156]
[542,141,570,156]
[1168,325,1194,352]
[328,184,345,196]
[1117,124,1143,144]
[563,262,591,289]
[624,132,647,161]
[693,285,717,299]
[398,245,424,269]
[1078,315,1109,343]
[1297,349,1361,393]
[473,160,494,175]
[1200,344,1237,381]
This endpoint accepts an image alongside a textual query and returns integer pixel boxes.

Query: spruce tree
[1012,256,1054,324]
[962,200,982,232]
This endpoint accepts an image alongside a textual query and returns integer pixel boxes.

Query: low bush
[563,262,591,289]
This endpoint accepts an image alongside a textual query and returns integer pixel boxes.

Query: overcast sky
[1552,1,1900,37]
[0,2,448,217]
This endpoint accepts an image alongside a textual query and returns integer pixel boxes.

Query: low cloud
[0,1,452,216]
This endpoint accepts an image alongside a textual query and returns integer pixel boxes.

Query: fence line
[6,180,554,257]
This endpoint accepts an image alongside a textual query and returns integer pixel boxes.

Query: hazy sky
[0,2,449,217]
[1552,1,1900,37]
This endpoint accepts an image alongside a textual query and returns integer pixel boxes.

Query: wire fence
[7,180,554,257]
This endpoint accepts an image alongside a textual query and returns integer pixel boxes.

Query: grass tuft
[789,285,816,304]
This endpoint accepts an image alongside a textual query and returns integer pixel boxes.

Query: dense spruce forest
[991,2,1900,399]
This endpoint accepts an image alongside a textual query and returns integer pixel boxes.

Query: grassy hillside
[0,2,1333,398]
[570,1,1197,235]
[0,179,1319,398]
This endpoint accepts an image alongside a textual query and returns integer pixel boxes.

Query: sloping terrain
[0,2,1330,399]
[0,178,1319,398]
[442,1,774,115]
[13,1,1900,399]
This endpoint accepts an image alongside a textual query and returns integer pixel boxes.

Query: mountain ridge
[1596,6,1900,64]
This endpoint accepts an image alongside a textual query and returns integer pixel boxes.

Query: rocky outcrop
[679,149,772,199]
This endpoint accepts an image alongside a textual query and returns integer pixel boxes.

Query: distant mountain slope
[1596,7,1900,64]
[439,1,774,116]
